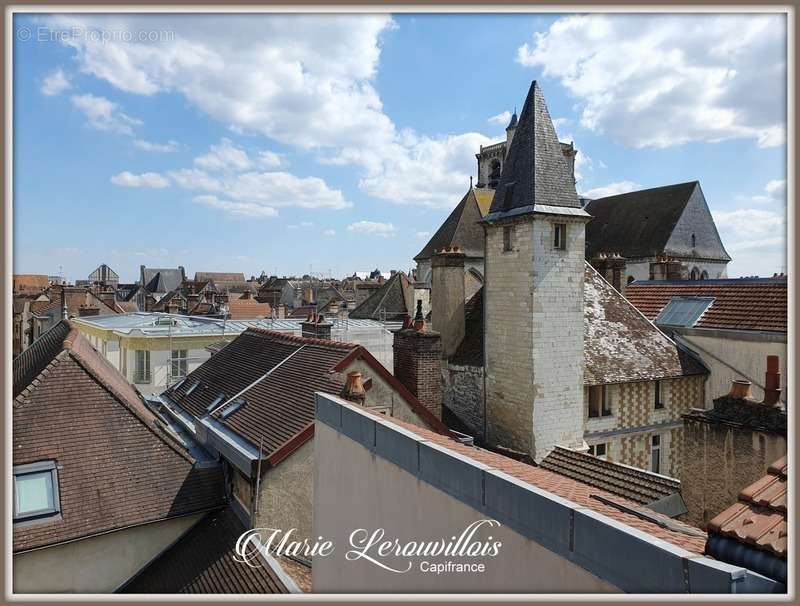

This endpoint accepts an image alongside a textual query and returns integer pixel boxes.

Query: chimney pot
[763,355,781,406]
[341,371,366,404]
[728,379,753,400]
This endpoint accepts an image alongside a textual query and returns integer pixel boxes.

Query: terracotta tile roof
[30,286,120,318]
[122,507,289,594]
[367,411,708,555]
[540,446,681,507]
[624,278,787,333]
[227,296,271,320]
[707,457,787,558]
[13,322,225,552]
[13,274,50,295]
[195,272,246,283]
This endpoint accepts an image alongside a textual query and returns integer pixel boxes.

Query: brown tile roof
[30,286,119,318]
[367,411,708,555]
[13,322,225,552]
[165,328,449,462]
[195,272,246,283]
[624,278,787,333]
[122,507,289,594]
[707,457,787,558]
[13,274,50,295]
[540,446,681,507]
[288,304,317,319]
[227,297,271,320]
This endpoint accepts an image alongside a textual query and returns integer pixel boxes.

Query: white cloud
[41,69,70,96]
[579,180,640,199]
[517,14,786,149]
[195,138,252,171]
[323,229,336,236]
[193,195,278,218]
[45,14,492,209]
[71,93,141,135]
[346,221,396,236]
[257,150,284,168]
[488,111,511,126]
[713,207,786,277]
[110,171,169,188]
[133,139,179,153]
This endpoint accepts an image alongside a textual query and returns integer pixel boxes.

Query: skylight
[219,398,246,419]
[655,297,715,328]
[206,393,225,412]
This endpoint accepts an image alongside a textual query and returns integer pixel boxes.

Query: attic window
[655,297,715,327]
[206,393,225,412]
[219,397,246,419]
[13,461,60,523]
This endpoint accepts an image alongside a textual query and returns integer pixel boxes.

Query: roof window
[13,461,60,523]
[655,297,715,327]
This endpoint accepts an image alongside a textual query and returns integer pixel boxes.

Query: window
[655,296,715,328]
[651,435,661,474]
[588,385,612,418]
[134,350,151,384]
[503,225,515,252]
[588,443,607,459]
[170,349,188,381]
[700,270,709,280]
[654,380,665,410]
[13,461,60,522]
[553,223,567,250]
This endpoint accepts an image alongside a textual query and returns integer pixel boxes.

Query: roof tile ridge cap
[14,349,70,405]
[66,348,197,465]
[246,326,357,350]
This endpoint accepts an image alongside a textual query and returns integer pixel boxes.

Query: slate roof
[414,188,490,261]
[164,328,448,457]
[486,81,581,220]
[348,272,414,321]
[122,507,290,594]
[624,278,787,333]
[447,265,706,384]
[142,266,186,294]
[540,446,684,514]
[13,321,224,552]
[369,410,708,555]
[707,457,787,560]
[584,181,731,261]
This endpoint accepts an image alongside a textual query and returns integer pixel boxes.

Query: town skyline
[13,13,787,282]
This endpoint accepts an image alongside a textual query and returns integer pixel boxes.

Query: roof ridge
[245,326,358,350]
[590,180,699,201]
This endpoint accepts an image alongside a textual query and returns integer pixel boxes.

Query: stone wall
[681,419,786,528]
[442,361,484,437]
[484,215,586,461]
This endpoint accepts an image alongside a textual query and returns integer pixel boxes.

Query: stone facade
[430,251,466,359]
[442,361,484,436]
[484,215,587,461]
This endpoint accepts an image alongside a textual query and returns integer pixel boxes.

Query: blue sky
[13,12,787,282]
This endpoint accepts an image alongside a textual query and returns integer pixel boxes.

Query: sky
[13,12,788,283]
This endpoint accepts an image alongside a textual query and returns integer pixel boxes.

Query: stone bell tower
[481,81,590,462]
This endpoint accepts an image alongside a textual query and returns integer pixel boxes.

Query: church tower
[481,81,590,462]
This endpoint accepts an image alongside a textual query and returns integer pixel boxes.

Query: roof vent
[219,397,246,419]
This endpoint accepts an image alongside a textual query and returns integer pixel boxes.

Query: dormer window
[13,461,60,523]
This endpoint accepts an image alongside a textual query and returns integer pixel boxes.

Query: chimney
[78,305,100,317]
[591,253,626,293]
[277,303,287,319]
[341,371,366,405]
[328,300,339,316]
[763,355,781,406]
[241,289,252,300]
[302,312,332,340]
[392,309,443,419]
[649,256,685,281]
[728,379,753,400]
[431,247,465,359]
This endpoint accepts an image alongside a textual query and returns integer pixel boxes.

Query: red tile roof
[13,322,225,552]
[624,279,787,333]
[367,410,708,555]
[122,507,289,594]
[227,296,271,320]
[707,457,787,558]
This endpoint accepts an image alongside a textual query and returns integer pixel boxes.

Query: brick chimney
[431,247,465,359]
[302,312,332,340]
[393,302,443,419]
[341,371,366,405]
[591,252,627,294]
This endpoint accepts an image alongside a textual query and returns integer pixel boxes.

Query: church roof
[485,81,584,221]
[584,181,731,261]
[506,110,518,130]
[414,188,490,262]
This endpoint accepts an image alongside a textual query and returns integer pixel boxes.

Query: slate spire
[488,81,580,218]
